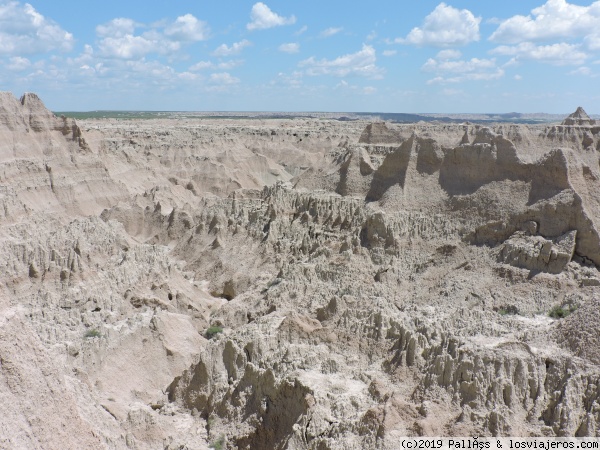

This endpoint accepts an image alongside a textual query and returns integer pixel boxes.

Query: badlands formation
[1,92,600,449]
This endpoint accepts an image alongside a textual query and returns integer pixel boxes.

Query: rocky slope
[1,93,599,449]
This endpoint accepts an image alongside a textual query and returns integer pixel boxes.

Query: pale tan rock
[1,92,600,447]
[562,107,596,126]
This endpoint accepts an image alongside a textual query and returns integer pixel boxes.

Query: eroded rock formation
[562,107,596,126]
[1,92,600,448]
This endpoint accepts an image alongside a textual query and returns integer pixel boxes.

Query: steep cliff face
[1,93,600,448]
[319,122,600,268]
[0,92,126,219]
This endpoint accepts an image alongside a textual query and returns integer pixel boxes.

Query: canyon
[1,92,599,449]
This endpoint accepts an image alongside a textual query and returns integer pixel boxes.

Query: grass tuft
[548,303,578,319]
[206,326,224,339]
[209,436,225,450]
[84,329,101,338]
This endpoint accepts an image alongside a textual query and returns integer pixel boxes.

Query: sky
[0,0,599,113]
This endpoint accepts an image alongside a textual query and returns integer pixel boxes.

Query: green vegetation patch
[206,326,224,339]
[549,303,578,319]
[209,436,225,449]
[84,328,101,338]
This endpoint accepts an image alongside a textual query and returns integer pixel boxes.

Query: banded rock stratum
[1,93,600,449]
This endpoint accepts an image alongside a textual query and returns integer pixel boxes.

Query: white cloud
[0,2,74,55]
[423,58,497,73]
[7,56,30,71]
[333,81,378,95]
[98,36,148,60]
[295,25,308,36]
[396,3,480,47]
[178,71,201,81]
[212,39,252,56]
[218,60,244,70]
[271,71,303,88]
[320,27,343,38]
[491,42,587,66]
[299,44,385,79]
[189,61,214,71]
[164,14,209,42]
[210,72,240,85]
[96,14,209,60]
[568,66,593,76]
[98,34,164,59]
[78,62,108,77]
[279,43,300,54]
[436,49,462,60]
[514,74,523,80]
[126,59,176,79]
[423,57,497,73]
[189,60,243,71]
[490,0,600,44]
[247,2,296,31]
[423,54,504,83]
[585,33,600,51]
[96,18,136,38]
[382,50,397,57]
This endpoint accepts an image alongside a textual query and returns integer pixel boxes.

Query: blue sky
[0,0,599,112]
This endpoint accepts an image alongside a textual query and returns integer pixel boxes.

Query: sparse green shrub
[549,303,578,319]
[209,435,225,450]
[84,329,101,338]
[206,326,224,339]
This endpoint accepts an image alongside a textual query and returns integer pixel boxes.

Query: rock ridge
[1,93,600,447]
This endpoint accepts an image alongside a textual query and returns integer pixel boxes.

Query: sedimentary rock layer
[1,94,599,448]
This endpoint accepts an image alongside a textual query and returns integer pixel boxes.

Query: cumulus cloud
[96,18,136,38]
[299,44,384,79]
[491,42,587,66]
[396,3,480,47]
[96,14,208,59]
[436,49,462,60]
[423,53,504,83]
[164,14,209,42]
[98,35,160,59]
[585,33,600,51]
[125,59,176,79]
[247,2,296,31]
[0,1,74,55]
[7,56,30,71]
[189,60,243,71]
[210,72,239,84]
[424,57,497,73]
[279,43,300,54]
[212,39,252,57]
[177,71,200,81]
[382,50,397,57]
[320,27,343,38]
[271,71,303,88]
[490,0,600,43]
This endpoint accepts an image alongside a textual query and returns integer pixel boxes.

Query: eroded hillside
[1,93,599,449]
